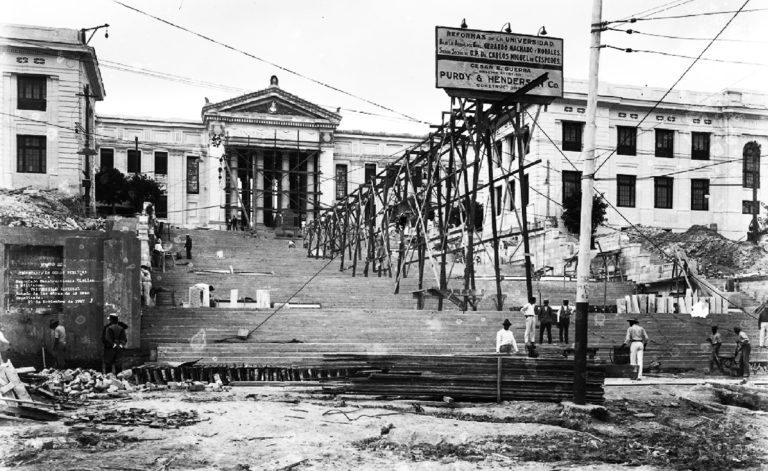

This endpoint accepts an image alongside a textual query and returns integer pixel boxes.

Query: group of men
[495,295,766,381]
[496,297,573,355]
[39,313,128,373]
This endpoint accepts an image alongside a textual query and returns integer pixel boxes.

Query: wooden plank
[0,362,32,402]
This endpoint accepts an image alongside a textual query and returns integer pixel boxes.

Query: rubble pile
[31,368,137,400]
[628,225,768,276]
[0,188,107,230]
[64,408,202,428]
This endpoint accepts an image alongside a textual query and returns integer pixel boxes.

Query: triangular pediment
[202,85,341,126]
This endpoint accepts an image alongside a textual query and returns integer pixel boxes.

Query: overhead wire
[594,0,752,174]
[111,0,430,124]
[605,6,768,24]
[603,44,768,67]
[606,27,768,44]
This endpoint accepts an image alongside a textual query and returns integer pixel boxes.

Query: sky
[4,0,768,134]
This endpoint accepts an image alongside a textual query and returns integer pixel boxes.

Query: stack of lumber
[0,361,58,421]
[320,353,606,404]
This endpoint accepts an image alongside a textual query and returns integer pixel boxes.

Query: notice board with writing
[6,245,64,312]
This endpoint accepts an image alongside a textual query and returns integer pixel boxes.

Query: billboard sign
[436,27,563,99]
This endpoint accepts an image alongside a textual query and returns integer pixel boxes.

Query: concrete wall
[0,227,140,367]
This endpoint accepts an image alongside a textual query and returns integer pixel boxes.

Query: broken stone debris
[64,408,201,428]
[29,368,137,400]
[0,188,107,230]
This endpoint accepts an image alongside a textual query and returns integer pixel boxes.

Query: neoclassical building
[95,76,424,228]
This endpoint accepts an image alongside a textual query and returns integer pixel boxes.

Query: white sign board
[436,27,563,99]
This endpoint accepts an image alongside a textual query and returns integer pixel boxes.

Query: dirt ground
[1,381,767,471]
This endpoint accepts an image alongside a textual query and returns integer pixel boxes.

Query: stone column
[229,153,239,219]
[306,157,315,223]
[281,152,290,210]
[318,146,335,209]
[255,150,264,225]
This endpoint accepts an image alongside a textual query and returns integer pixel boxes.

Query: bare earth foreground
[1,382,767,471]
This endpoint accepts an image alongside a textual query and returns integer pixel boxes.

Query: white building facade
[0,24,105,198]
[490,80,768,241]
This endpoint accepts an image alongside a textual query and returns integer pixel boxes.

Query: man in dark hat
[496,319,519,354]
[184,234,193,259]
[49,319,66,368]
[538,299,555,344]
[733,327,751,378]
[103,313,127,374]
[623,318,649,380]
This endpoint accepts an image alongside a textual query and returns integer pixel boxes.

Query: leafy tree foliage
[95,168,128,214]
[126,174,163,212]
[561,193,608,243]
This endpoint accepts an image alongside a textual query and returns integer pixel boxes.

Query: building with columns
[95,76,424,228]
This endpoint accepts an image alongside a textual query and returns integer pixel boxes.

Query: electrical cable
[603,44,768,67]
[605,6,768,24]
[594,0,752,174]
[111,0,429,124]
[607,27,768,44]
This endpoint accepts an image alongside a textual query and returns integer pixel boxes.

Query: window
[507,180,515,210]
[17,135,46,173]
[17,75,46,111]
[154,151,168,175]
[522,174,530,206]
[617,126,637,156]
[743,142,761,189]
[100,148,114,170]
[655,129,674,158]
[616,174,636,208]
[495,185,503,215]
[335,164,348,199]
[743,200,758,215]
[562,121,583,152]
[654,177,673,209]
[364,163,376,185]
[156,194,168,218]
[562,170,582,204]
[186,156,199,194]
[691,179,709,211]
[127,150,141,173]
[412,165,423,187]
[691,132,710,160]
[495,140,503,161]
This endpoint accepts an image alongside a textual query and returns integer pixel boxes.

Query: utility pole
[515,104,534,301]
[77,84,97,215]
[574,0,603,405]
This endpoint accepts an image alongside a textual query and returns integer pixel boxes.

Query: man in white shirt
[624,318,649,381]
[496,319,519,354]
[520,296,537,344]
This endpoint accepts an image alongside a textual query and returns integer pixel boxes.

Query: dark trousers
[186,247,192,259]
[539,322,552,344]
[559,319,570,344]
[736,344,751,377]
[52,344,66,368]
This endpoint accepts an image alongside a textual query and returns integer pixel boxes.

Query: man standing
[520,296,537,345]
[496,319,519,354]
[103,314,127,374]
[184,234,193,259]
[558,299,573,344]
[624,318,649,381]
[707,325,722,374]
[733,327,751,378]
[140,265,153,307]
[49,319,66,368]
[538,300,555,344]
[757,302,768,348]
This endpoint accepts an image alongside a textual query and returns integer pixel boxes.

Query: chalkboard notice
[7,245,64,311]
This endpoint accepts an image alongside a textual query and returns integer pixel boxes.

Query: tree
[95,168,128,214]
[561,193,608,247]
[126,174,163,212]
